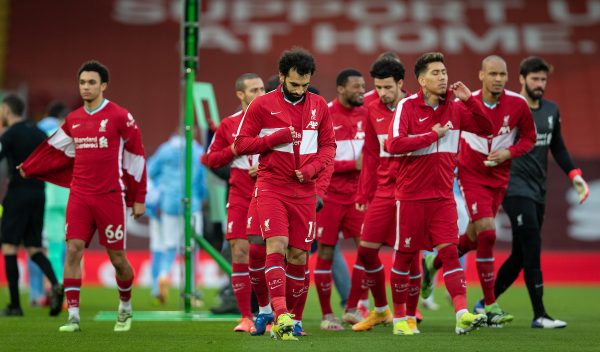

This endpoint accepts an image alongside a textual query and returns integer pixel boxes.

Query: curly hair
[370,58,405,82]
[278,47,316,76]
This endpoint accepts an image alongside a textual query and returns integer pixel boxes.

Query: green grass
[1,285,599,351]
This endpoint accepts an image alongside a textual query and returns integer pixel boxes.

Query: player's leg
[331,243,350,308]
[148,216,165,304]
[342,206,368,322]
[226,203,253,332]
[248,235,274,336]
[290,256,310,336]
[256,193,296,340]
[314,200,343,328]
[429,199,486,334]
[406,252,422,333]
[95,192,134,332]
[494,197,525,300]
[347,196,392,328]
[59,192,94,332]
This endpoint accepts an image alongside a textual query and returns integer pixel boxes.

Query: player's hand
[572,175,590,204]
[248,164,258,178]
[16,164,27,178]
[355,153,363,170]
[432,123,449,138]
[132,202,146,219]
[230,143,238,156]
[487,149,511,166]
[295,169,304,183]
[450,81,472,101]
[316,195,324,212]
[355,203,367,212]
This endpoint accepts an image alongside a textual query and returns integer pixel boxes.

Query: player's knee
[287,247,307,265]
[474,218,495,233]
[477,230,496,248]
[317,244,334,261]
[231,243,249,263]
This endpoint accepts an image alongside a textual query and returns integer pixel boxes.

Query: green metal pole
[183,0,198,313]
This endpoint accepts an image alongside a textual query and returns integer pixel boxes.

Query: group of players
[6,46,588,337]
[203,48,590,340]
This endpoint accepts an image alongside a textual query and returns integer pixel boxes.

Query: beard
[347,96,364,107]
[282,80,305,102]
[525,84,544,101]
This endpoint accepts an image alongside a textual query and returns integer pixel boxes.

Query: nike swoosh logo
[72,124,81,129]
[333,125,343,130]
[419,117,429,122]
[376,117,385,122]
[270,111,281,115]
[305,238,313,243]
[270,284,283,290]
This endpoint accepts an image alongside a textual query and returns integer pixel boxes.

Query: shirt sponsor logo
[99,119,108,132]
[306,120,319,129]
[499,115,511,134]
[74,136,104,149]
[99,136,108,148]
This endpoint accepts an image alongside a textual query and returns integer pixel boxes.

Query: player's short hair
[336,68,363,87]
[519,56,553,77]
[377,51,400,61]
[235,73,261,92]
[278,47,316,77]
[78,60,110,83]
[2,94,25,117]
[414,52,445,79]
[47,101,68,118]
[370,59,405,82]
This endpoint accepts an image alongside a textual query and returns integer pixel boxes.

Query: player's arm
[201,119,235,168]
[0,127,12,162]
[488,103,537,166]
[453,82,493,136]
[120,112,147,215]
[385,103,439,155]
[296,106,336,183]
[355,117,380,207]
[550,113,589,204]
[233,102,293,155]
[507,104,536,158]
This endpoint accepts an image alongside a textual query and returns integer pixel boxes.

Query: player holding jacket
[233,48,336,341]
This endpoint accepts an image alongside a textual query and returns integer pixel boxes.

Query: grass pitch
[0,285,598,351]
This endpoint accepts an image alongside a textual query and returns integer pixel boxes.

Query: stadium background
[0,0,598,287]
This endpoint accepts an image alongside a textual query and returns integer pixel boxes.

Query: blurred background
[0,0,598,289]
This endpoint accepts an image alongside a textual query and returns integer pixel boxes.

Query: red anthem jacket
[201,110,257,205]
[363,89,379,106]
[233,88,336,199]
[323,98,367,204]
[386,90,493,201]
[21,100,147,206]
[459,89,536,189]
[355,98,404,204]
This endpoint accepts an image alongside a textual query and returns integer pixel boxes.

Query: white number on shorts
[305,221,316,243]
[105,224,124,242]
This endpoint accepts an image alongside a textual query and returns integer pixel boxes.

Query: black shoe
[0,305,24,317]
[49,284,65,317]
[210,299,240,315]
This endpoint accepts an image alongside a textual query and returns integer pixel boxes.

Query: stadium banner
[0,249,598,287]
[3,0,600,250]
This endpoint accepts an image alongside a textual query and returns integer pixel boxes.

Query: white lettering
[381,24,438,53]
[549,0,600,25]
[314,24,376,54]
[443,25,519,54]
[523,24,574,53]
[199,25,243,52]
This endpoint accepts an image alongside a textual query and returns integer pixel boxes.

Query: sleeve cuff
[569,168,582,181]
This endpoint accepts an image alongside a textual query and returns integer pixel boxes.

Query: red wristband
[568,168,582,181]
